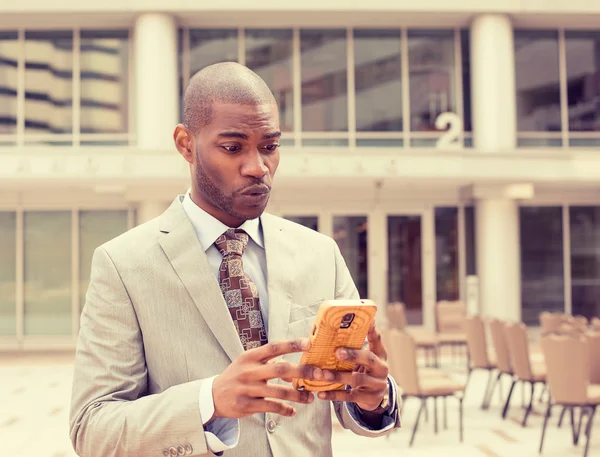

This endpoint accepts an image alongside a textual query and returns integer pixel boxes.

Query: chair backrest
[567,315,589,331]
[386,303,408,330]
[465,315,491,369]
[542,333,589,404]
[587,330,600,384]
[558,322,586,336]
[504,322,534,380]
[381,327,402,382]
[435,300,466,333]
[540,311,565,334]
[488,319,512,373]
[390,329,420,396]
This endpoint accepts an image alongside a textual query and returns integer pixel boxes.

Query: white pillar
[476,199,521,321]
[134,13,178,150]
[470,15,522,322]
[137,201,169,224]
[470,14,517,151]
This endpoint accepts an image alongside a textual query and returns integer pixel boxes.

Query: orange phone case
[292,299,377,392]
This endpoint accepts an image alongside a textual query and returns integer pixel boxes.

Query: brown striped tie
[215,228,268,351]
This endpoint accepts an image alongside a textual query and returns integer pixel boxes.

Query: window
[189,29,237,78]
[0,31,18,140]
[435,207,459,301]
[0,212,16,336]
[333,216,368,298]
[283,216,318,231]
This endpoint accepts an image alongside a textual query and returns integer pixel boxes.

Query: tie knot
[215,228,249,257]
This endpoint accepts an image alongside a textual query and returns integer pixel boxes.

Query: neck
[189,189,244,228]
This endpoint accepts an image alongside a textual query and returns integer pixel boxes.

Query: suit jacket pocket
[289,300,324,324]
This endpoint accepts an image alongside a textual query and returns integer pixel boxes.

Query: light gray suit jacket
[70,196,400,457]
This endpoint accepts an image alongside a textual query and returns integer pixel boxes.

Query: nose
[241,150,268,179]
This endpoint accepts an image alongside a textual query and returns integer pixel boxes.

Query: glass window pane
[435,207,459,301]
[388,215,422,325]
[408,30,456,132]
[460,29,472,132]
[354,29,402,132]
[282,216,318,231]
[79,211,128,311]
[0,212,16,336]
[515,30,561,133]
[189,29,237,77]
[246,29,294,132]
[333,216,367,298]
[300,29,347,132]
[520,206,564,326]
[24,211,72,335]
[565,31,600,133]
[80,30,129,134]
[24,31,73,135]
[465,205,477,276]
[0,31,18,135]
[569,206,600,319]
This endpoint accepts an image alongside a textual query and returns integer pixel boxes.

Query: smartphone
[292,299,378,392]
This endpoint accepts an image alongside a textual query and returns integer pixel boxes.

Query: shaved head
[183,61,277,133]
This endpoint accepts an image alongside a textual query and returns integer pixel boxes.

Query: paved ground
[0,352,597,457]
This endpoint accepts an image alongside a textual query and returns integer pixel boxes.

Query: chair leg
[502,379,517,419]
[482,369,495,410]
[558,406,567,428]
[434,396,439,434]
[571,407,580,445]
[464,367,473,400]
[584,406,596,457]
[409,398,426,447]
[434,345,439,368]
[522,382,535,427]
[539,403,552,454]
[459,396,464,442]
[443,396,448,430]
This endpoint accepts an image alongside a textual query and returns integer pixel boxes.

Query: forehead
[208,102,279,132]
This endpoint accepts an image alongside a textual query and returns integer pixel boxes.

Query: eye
[262,143,280,153]
[221,144,241,153]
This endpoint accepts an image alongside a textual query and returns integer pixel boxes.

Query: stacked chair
[435,300,468,365]
[464,316,498,409]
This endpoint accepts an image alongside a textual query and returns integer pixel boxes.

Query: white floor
[0,353,597,457]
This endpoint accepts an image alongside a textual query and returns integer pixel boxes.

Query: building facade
[2,1,600,350]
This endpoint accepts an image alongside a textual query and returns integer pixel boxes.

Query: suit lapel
[158,197,244,362]
[261,214,293,344]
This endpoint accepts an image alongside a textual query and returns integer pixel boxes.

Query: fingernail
[318,392,327,400]
[337,349,347,360]
[307,393,314,403]
[291,408,297,416]
[324,370,334,381]
[300,339,310,350]
[313,368,323,380]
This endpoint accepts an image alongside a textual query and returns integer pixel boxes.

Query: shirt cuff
[199,376,240,452]
[344,375,398,432]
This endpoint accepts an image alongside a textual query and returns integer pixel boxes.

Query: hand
[212,338,324,420]
[316,324,389,412]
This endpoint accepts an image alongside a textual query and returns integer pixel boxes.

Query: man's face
[184,102,281,227]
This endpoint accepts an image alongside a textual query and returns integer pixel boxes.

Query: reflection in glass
[435,207,459,301]
[408,30,456,132]
[565,31,600,133]
[569,206,600,319]
[515,30,561,133]
[520,206,564,325]
[24,31,73,135]
[189,29,237,77]
[333,216,368,298]
[79,211,128,311]
[80,30,129,134]
[388,215,422,325]
[0,212,16,335]
[24,212,72,335]
[0,31,18,135]
[282,216,318,232]
[465,205,477,276]
[353,29,402,131]
[300,29,347,132]
[246,29,294,132]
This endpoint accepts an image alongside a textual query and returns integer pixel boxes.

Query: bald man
[69,62,401,457]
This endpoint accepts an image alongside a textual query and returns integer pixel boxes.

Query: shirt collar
[182,190,264,252]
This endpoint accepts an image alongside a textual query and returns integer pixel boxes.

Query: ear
[173,124,194,164]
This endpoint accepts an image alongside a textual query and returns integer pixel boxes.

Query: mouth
[240,185,270,197]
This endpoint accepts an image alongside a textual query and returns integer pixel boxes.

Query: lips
[241,185,270,196]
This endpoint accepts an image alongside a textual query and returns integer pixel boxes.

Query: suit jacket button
[169,447,178,456]
[176,445,185,455]
[266,419,276,433]
[184,444,193,455]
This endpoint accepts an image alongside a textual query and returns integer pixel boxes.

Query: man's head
[174,62,280,227]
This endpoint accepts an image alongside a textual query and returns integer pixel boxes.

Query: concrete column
[367,208,387,328]
[470,15,522,321]
[137,201,169,225]
[134,13,178,150]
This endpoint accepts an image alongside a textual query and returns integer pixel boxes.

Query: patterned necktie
[215,228,268,351]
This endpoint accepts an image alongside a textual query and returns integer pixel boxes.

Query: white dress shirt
[182,191,397,454]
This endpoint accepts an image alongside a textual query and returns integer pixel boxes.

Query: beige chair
[588,331,600,384]
[540,334,599,457]
[465,316,497,409]
[391,330,465,446]
[435,300,468,364]
[489,319,514,416]
[387,302,440,367]
[504,322,546,427]
[540,311,566,335]
[591,317,600,331]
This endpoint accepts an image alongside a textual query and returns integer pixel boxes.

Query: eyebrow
[217,131,281,140]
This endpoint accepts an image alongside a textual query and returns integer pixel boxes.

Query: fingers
[316,388,386,405]
[244,339,311,363]
[245,383,314,405]
[245,398,298,417]
[251,361,324,383]
[335,347,389,378]
[319,370,387,391]
[367,324,387,361]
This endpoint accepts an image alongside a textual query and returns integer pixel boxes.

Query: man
[69,62,401,457]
